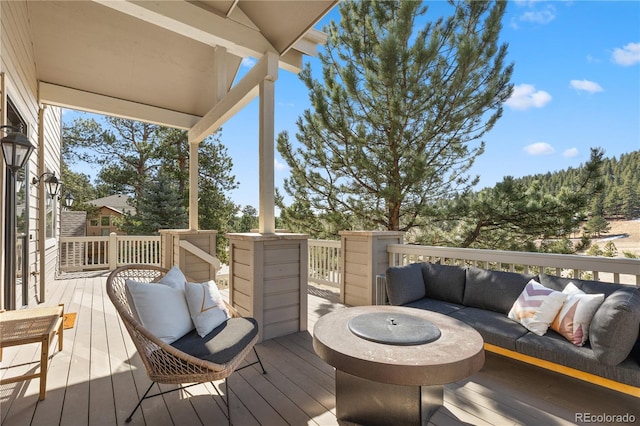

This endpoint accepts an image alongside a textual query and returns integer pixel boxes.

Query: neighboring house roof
[88,194,135,215]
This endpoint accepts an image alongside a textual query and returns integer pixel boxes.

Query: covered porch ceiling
[25,0,338,233]
[27,0,337,130]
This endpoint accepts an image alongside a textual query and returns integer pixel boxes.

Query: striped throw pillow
[508,279,568,336]
[551,282,604,346]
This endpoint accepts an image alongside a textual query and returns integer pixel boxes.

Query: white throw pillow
[125,278,194,344]
[157,265,188,291]
[551,282,604,346]
[184,280,230,338]
[508,279,568,336]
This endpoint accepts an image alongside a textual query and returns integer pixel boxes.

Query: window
[90,218,99,227]
[45,190,57,238]
[101,216,110,227]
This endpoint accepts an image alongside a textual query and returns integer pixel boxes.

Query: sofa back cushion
[386,263,426,305]
[464,267,534,314]
[538,273,624,298]
[589,287,640,366]
[421,263,466,304]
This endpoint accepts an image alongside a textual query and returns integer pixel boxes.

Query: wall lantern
[61,192,74,208]
[1,125,35,310]
[32,171,61,198]
[1,125,34,171]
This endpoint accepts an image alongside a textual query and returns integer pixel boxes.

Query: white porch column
[188,141,199,230]
[188,46,227,231]
[259,78,275,234]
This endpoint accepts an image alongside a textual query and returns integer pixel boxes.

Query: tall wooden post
[339,231,404,306]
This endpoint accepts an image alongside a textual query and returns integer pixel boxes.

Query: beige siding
[1,1,62,308]
[262,241,303,340]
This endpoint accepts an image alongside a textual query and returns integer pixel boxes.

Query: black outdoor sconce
[32,171,62,199]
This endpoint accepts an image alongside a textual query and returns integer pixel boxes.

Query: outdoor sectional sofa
[380,262,640,397]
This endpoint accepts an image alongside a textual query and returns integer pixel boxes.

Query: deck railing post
[108,232,118,270]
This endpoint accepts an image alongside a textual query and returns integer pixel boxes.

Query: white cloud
[612,42,640,66]
[241,57,256,68]
[274,159,288,172]
[563,147,579,158]
[570,79,603,93]
[520,9,556,24]
[586,54,601,64]
[505,84,552,110]
[524,142,555,155]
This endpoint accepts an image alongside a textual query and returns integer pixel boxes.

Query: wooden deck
[1,272,638,426]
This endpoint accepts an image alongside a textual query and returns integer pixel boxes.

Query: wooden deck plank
[89,276,117,426]
[58,276,92,425]
[2,273,639,426]
[30,276,83,426]
[101,274,149,426]
[247,349,338,425]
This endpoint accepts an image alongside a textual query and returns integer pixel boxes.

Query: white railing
[308,239,341,288]
[59,233,161,272]
[387,244,640,286]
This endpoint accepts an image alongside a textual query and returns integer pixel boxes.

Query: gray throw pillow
[385,263,425,306]
[589,287,640,366]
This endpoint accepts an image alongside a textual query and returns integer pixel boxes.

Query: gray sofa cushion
[171,317,258,365]
[463,267,534,314]
[538,273,623,298]
[403,298,465,316]
[386,263,426,305]
[449,307,528,351]
[516,330,640,387]
[589,287,640,366]
[421,263,466,304]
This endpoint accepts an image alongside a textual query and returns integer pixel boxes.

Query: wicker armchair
[106,264,265,424]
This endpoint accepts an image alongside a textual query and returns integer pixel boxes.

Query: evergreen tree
[154,127,239,262]
[277,0,513,236]
[418,148,605,250]
[231,205,259,232]
[122,172,187,234]
[584,214,611,237]
[63,116,160,210]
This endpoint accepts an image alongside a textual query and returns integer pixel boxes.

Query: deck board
[1,273,639,425]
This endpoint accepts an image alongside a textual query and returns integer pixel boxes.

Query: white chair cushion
[125,278,194,344]
[184,280,231,338]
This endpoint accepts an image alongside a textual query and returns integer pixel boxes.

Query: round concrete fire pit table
[313,305,484,426]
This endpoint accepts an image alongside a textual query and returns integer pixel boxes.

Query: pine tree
[277,0,513,236]
[122,172,187,235]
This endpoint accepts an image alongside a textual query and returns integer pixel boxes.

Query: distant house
[86,194,134,236]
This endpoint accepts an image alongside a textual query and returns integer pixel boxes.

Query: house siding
[1,1,62,308]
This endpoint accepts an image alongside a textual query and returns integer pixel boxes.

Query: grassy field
[591,219,640,257]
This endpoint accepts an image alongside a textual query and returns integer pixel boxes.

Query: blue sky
[66,0,640,209]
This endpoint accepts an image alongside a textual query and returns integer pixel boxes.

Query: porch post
[258,78,275,234]
[226,232,308,343]
[188,141,198,230]
[339,231,405,306]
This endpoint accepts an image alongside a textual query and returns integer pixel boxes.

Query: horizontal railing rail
[308,239,341,288]
[386,244,640,286]
[59,234,161,272]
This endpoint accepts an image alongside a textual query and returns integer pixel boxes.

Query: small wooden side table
[0,304,64,400]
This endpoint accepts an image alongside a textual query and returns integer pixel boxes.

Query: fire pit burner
[348,312,441,345]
